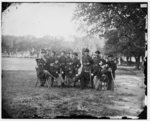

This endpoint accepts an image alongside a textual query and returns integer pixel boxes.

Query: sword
[110,69,117,90]
[44,70,56,79]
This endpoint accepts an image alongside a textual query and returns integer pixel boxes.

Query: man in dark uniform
[72,52,81,87]
[36,49,49,87]
[39,49,48,70]
[105,55,117,90]
[74,48,93,89]
[107,55,117,79]
[65,51,75,87]
[46,51,58,86]
[91,50,106,88]
[65,51,73,68]
[59,51,67,87]
[50,58,63,87]
[73,52,81,75]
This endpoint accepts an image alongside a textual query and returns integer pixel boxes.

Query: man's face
[55,60,58,63]
[85,52,89,56]
[41,52,45,56]
[67,53,70,57]
[73,54,77,58]
[96,53,99,56]
[69,53,73,58]
[108,57,113,61]
[61,52,65,56]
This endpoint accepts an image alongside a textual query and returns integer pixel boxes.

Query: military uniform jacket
[47,56,57,71]
[59,55,66,72]
[73,57,81,74]
[106,60,117,72]
[65,57,75,78]
[37,57,47,70]
[50,62,60,78]
[82,55,93,72]
[92,56,101,74]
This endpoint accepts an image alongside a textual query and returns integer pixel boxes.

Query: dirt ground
[2,58,146,119]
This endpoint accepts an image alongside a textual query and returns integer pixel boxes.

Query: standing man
[73,52,81,75]
[75,48,93,89]
[39,49,48,70]
[47,51,57,87]
[72,52,81,87]
[91,51,106,88]
[106,55,117,90]
[36,49,49,87]
[107,55,117,79]
[65,51,75,87]
[59,51,67,87]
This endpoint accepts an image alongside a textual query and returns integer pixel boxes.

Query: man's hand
[108,68,112,72]
[50,63,54,66]
[99,61,103,66]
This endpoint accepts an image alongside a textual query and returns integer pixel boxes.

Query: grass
[2,66,145,118]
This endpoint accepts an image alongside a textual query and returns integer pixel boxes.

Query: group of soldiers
[36,48,117,90]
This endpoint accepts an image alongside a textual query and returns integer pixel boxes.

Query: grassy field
[2,58,146,118]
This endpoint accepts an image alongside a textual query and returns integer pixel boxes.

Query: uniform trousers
[75,70,91,89]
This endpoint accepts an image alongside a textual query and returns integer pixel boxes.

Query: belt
[84,70,91,73]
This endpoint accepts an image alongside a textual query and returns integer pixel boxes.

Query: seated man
[59,51,67,87]
[46,51,58,86]
[35,49,50,87]
[50,59,64,87]
[35,58,50,87]
[65,52,74,87]
[92,51,107,89]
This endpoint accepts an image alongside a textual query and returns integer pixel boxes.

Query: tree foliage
[2,35,104,55]
[73,3,147,59]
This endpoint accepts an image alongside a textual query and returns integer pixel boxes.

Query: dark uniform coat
[102,60,117,90]
[47,56,60,78]
[82,55,93,72]
[106,60,117,78]
[79,55,93,89]
[65,56,75,78]
[36,58,49,86]
[59,55,66,79]
[73,57,81,75]
[92,56,106,77]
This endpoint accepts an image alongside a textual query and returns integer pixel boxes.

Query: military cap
[95,50,100,54]
[51,51,56,54]
[108,54,113,57]
[84,48,89,52]
[41,49,46,53]
[73,52,78,56]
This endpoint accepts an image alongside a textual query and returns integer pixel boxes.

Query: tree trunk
[126,56,130,65]
[135,56,140,70]
[129,56,131,62]
[118,57,122,65]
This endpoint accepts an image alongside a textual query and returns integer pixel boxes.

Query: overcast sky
[2,3,82,41]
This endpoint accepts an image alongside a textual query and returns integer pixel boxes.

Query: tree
[73,3,147,69]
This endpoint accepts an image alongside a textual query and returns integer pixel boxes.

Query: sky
[2,3,82,41]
